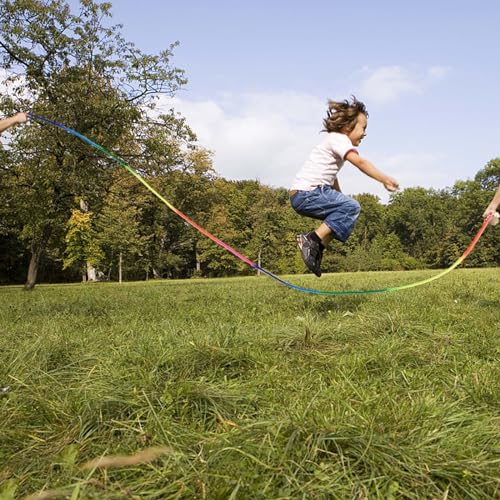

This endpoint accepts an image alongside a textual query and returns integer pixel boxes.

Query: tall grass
[1,268,499,499]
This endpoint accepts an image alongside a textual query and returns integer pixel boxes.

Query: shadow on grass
[476,299,500,308]
[308,295,368,315]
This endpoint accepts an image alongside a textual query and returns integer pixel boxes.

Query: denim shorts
[290,185,361,242]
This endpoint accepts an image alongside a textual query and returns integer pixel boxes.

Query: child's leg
[292,186,361,245]
[315,223,334,246]
[319,188,361,244]
[291,186,359,276]
[290,188,327,276]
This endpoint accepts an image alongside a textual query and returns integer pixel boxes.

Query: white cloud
[156,91,325,188]
[360,66,420,104]
[383,152,453,194]
[358,65,450,105]
[428,65,450,80]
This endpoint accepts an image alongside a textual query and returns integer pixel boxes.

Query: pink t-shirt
[290,132,357,191]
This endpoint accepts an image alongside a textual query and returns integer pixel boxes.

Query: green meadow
[1,269,499,499]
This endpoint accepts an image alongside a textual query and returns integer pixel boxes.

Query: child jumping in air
[290,97,399,277]
[0,112,27,134]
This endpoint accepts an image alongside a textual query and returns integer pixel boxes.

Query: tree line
[1,0,498,288]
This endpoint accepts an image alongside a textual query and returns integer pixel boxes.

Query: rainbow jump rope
[27,112,495,296]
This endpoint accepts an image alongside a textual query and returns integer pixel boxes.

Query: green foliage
[351,193,387,248]
[63,209,96,270]
[198,199,245,276]
[474,158,500,190]
[93,170,148,279]
[0,0,189,287]
[386,187,454,265]
[449,162,500,267]
[2,158,500,283]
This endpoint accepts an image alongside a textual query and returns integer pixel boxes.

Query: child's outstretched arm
[0,112,27,134]
[345,151,399,192]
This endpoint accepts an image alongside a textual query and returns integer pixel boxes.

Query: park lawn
[0,268,499,499]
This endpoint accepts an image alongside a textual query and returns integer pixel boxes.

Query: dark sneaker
[296,233,323,277]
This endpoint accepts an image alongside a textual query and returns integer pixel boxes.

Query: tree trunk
[153,233,167,279]
[195,241,201,273]
[80,199,97,281]
[24,226,51,290]
[257,249,262,276]
[107,250,114,280]
[118,251,123,284]
[86,263,97,281]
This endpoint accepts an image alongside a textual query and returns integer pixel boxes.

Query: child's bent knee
[349,199,361,216]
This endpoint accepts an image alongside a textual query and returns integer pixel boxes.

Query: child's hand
[483,207,499,225]
[14,112,28,124]
[483,207,497,219]
[383,177,399,192]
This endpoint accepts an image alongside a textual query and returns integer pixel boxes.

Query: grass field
[1,268,499,499]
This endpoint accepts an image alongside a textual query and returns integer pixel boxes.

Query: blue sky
[69,0,500,200]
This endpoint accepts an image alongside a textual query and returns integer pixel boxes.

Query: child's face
[347,113,367,146]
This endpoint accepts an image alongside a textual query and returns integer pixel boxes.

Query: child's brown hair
[323,96,368,133]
